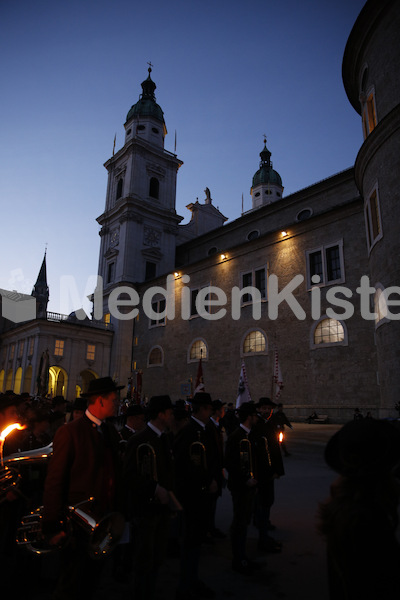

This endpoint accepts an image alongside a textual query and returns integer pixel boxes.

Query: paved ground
[28,422,341,599]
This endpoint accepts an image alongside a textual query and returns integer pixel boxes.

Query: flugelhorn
[239,437,254,479]
[17,497,125,559]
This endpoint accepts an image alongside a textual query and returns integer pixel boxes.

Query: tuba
[17,497,125,559]
[239,437,254,479]
[0,443,53,503]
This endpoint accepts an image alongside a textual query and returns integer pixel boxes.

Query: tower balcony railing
[46,311,114,331]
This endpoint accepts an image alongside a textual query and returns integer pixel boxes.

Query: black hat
[325,419,400,476]
[212,399,226,411]
[126,404,145,417]
[192,392,213,406]
[236,401,258,420]
[72,398,87,412]
[52,395,67,407]
[257,397,277,408]
[81,377,124,397]
[0,393,25,412]
[148,395,173,414]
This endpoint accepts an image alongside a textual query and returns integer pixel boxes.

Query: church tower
[32,250,49,318]
[251,139,283,209]
[96,66,183,384]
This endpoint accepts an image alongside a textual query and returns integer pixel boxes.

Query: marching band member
[42,376,124,600]
[224,401,259,575]
[173,391,219,600]
[123,395,177,599]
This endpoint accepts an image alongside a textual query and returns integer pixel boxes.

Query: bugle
[0,443,53,502]
[239,437,254,479]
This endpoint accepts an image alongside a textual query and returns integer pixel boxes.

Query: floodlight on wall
[281,231,288,237]
[174,272,180,278]
[220,254,227,260]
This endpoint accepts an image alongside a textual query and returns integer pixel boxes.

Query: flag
[273,347,284,401]
[236,361,251,408]
[194,355,204,394]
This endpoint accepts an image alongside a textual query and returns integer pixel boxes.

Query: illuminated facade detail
[189,339,207,362]
[242,330,267,355]
[312,318,346,346]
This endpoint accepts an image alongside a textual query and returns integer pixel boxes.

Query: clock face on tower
[144,226,161,247]
[110,228,119,247]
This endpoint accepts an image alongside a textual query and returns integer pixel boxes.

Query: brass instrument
[189,430,207,470]
[137,442,158,480]
[262,436,272,467]
[136,441,182,512]
[0,443,53,502]
[239,437,254,479]
[17,497,125,559]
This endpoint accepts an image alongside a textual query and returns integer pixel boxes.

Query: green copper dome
[252,143,282,187]
[126,67,165,124]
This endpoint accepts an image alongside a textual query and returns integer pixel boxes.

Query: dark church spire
[32,249,49,318]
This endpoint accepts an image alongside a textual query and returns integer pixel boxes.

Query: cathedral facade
[0,0,399,422]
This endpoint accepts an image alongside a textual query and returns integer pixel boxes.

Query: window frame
[306,240,345,289]
[240,328,268,357]
[310,317,348,349]
[188,338,208,363]
[54,339,65,357]
[189,284,213,319]
[364,183,383,253]
[147,345,164,367]
[240,264,268,305]
[86,344,96,361]
[149,296,167,328]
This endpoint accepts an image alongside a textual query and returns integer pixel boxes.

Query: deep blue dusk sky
[0,0,366,314]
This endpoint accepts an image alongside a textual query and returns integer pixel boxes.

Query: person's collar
[191,415,206,429]
[210,416,219,427]
[125,424,135,433]
[148,421,163,437]
[86,408,102,427]
[240,423,251,435]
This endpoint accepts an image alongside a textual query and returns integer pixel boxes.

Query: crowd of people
[0,380,290,600]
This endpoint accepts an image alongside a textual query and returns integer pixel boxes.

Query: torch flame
[278,431,283,443]
[0,423,26,442]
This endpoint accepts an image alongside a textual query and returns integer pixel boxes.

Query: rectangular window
[241,266,268,303]
[104,312,111,328]
[54,339,64,357]
[86,344,95,361]
[145,261,156,281]
[365,187,382,251]
[18,341,24,358]
[10,344,15,360]
[306,242,344,288]
[189,286,212,318]
[107,262,115,283]
[28,337,35,356]
[150,298,166,327]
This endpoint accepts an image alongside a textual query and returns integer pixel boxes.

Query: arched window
[116,178,123,200]
[242,329,267,355]
[189,339,207,362]
[149,177,159,199]
[312,318,346,347]
[374,285,388,327]
[14,367,22,394]
[148,346,164,367]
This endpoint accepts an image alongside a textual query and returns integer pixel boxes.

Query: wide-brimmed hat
[126,404,145,417]
[256,397,277,408]
[72,398,87,412]
[0,393,25,412]
[212,399,226,411]
[192,392,213,406]
[236,401,258,419]
[325,419,400,476]
[81,377,124,398]
[148,395,173,414]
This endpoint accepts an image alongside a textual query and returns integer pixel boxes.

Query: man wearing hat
[119,403,146,442]
[173,391,219,599]
[252,397,284,554]
[206,399,227,540]
[42,376,124,599]
[123,395,177,599]
[224,401,259,574]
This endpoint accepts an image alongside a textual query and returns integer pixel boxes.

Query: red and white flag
[273,348,284,401]
[236,361,251,408]
[194,355,205,394]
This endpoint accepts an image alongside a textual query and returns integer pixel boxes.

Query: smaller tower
[32,250,49,318]
[251,138,283,209]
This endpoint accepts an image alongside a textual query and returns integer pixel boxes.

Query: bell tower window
[149,177,159,199]
[116,178,123,200]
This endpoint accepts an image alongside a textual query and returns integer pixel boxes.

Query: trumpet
[0,443,53,503]
[262,436,272,467]
[189,431,207,470]
[239,437,254,479]
[17,497,125,559]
